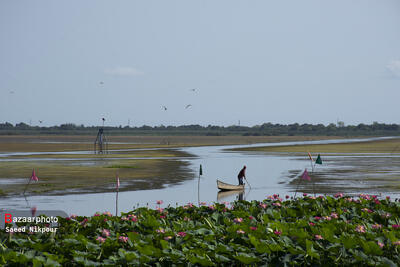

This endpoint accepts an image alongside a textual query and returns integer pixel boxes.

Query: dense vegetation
[1,122,399,136]
[1,194,400,266]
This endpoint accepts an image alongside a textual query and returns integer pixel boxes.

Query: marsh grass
[0,151,191,196]
[0,135,344,152]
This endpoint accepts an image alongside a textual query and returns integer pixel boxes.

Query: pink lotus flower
[377,242,384,248]
[208,205,216,210]
[259,203,267,209]
[330,212,338,219]
[96,236,106,243]
[272,202,281,207]
[160,215,166,219]
[334,193,343,198]
[119,236,128,243]
[183,217,190,221]
[156,228,165,234]
[249,216,254,220]
[323,216,331,221]
[392,224,400,229]
[103,211,112,217]
[80,218,88,226]
[274,230,282,236]
[128,214,138,222]
[177,231,187,237]
[156,200,163,205]
[164,236,173,240]
[233,218,243,223]
[382,213,391,218]
[303,193,307,197]
[386,196,390,200]
[309,222,316,226]
[314,216,322,221]
[102,229,110,237]
[156,207,164,213]
[94,213,100,217]
[237,229,245,234]
[372,224,382,229]
[315,235,323,240]
[70,214,77,219]
[285,195,290,199]
[200,202,207,206]
[394,241,400,246]
[355,225,366,233]
[250,226,257,231]
[359,194,371,200]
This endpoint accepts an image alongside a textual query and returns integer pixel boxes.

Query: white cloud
[105,67,144,76]
[386,60,400,78]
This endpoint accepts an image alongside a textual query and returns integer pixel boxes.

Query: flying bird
[189,88,196,92]
[99,81,104,85]
[162,106,167,111]
[39,120,43,124]
[9,91,14,94]
[185,104,192,109]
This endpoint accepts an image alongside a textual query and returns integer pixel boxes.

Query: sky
[1,0,400,127]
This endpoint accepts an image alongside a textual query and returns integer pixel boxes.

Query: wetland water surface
[1,137,400,216]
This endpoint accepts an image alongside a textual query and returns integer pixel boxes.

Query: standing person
[237,165,246,185]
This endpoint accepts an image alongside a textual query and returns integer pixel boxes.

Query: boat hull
[217,179,245,191]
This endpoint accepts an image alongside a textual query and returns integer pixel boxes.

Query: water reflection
[217,189,245,201]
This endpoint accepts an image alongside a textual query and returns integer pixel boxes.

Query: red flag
[301,169,311,181]
[31,169,39,182]
[116,175,120,190]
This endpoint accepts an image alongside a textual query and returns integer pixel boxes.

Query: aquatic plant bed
[1,194,400,266]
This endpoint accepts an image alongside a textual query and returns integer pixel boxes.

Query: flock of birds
[162,88,196,111]
[8,80,197,126]
[99,81,196,112]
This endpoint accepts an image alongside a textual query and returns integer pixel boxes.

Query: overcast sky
[1,0,400,127]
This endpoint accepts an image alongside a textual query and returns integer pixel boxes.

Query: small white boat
[217,179,245,191]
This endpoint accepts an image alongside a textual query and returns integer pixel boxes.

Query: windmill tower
[94,118,108,154]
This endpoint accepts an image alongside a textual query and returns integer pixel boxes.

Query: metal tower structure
[94,118,108,154]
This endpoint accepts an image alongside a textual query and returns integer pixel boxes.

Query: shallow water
[1,137,400,216]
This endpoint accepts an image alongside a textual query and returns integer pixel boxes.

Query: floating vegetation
[1,194,400,265]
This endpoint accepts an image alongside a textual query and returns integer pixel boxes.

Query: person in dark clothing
[237,165,246,185]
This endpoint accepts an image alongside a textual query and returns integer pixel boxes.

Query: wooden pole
[23,178,32,195]
[116,189,119,216]
[197,172,200,206]
[244,177,251,189]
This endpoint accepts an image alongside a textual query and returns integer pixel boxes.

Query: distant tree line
[0,122,399,136]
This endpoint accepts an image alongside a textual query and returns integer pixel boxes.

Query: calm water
[1,137,399,216]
